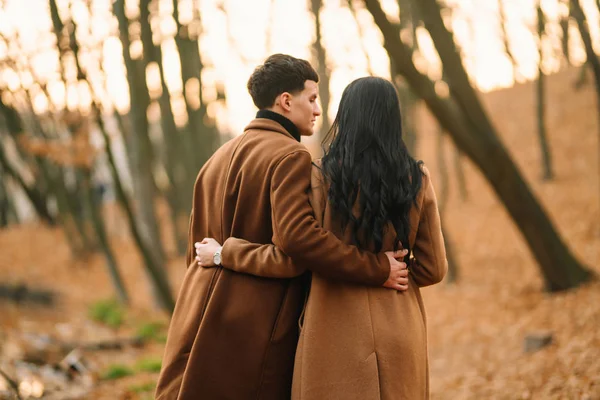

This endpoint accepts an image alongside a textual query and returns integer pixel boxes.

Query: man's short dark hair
[247,54,319,109]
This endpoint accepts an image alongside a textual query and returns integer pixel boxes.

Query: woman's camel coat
[222,161,447,399]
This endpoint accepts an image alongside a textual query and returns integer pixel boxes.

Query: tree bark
[311,0,331,142]
[559,0,571,66]
[453,145,468,201]
[365,0,593,291]
[497,0,519,81]
[114,0,166,267]
[0,144,54,225]
[95,106,174,313]
[395,0,419,155]
[437,125,459,282]
[0,163,10,227]
[570,0,600,224]
[172,0,218,170]
[81,167,129,304]
[140,0,188,254]
[536,3,554,181]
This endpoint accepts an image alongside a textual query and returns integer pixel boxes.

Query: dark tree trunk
[559,0,571,66]
[536,4,554,181]
[311,0,331,142]
[365,0,593,291]
[453,145,468,201]
[81,168,129,304]
[497,0,519,81]
[0,100,55,225]
[172,0,218,171]
[140,0,188,255]
[114,0,166,268]
[46,0,130,297]
[437,125,459,282]
[95,107,175,313]
[570,0,600,222]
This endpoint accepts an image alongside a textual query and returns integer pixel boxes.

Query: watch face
[214,253,222,265]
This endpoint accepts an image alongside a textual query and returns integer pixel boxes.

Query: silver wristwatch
[213,246,223,266]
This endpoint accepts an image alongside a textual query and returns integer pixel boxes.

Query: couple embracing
[155,54,447,400]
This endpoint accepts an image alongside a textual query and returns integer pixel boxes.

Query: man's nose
[314,102,322,116]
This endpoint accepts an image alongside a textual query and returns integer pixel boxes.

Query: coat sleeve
[220,237,302,278]
[411,167,448,287]
[221,150,390,285]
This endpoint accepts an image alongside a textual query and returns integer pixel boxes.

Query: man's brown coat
[155,118,392,400]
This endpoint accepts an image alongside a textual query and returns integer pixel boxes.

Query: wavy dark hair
[321,77,423,253]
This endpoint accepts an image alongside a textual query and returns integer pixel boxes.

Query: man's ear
[279,92,292,112]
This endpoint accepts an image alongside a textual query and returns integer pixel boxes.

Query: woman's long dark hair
[321,77,423,253]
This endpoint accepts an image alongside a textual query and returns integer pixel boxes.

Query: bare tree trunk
[0,164,10,227]
[347,0,375,75]
[95,107,174,312]
[365,0,592,291]
[453,145,468,201]
[81,168,129,303]
[140,0,187,255]
[497,0,519,81]
[395,0,420,155]
[437,125,459,282]
[0,139,54,225]
[0,101,55,225]
[560,0,571,66]
[172,0,218,170]
[311,0,331,142]
[114,0,166,269]
[536,3,554,181]
[570,0,600,226]
[46,0,130,298]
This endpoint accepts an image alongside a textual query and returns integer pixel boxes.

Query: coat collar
[244,110,301,142]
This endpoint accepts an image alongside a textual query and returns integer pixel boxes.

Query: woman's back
[290,162,447,400]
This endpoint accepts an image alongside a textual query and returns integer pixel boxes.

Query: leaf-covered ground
[1,67,599,399]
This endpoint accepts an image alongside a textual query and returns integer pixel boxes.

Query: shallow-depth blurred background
[0,0,599,398]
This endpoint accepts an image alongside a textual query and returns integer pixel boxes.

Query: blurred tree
[311,0,331,142]
[453,145,468,201]
[172,0,218,170]
[395,0,419,155]
[112,0,175,311]
[436,125,459,283]
[113,0,166,268]
[0,97,54,225]
[570,0,600,216]
[48,0,129,303]
[365,0,592,291]
[497,0,519,81]
[559,0,571,66]
[0,164,9,226]
[536,3,554,181]
[140,0,188,255]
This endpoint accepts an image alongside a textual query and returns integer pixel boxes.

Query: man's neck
[256,109,301,142]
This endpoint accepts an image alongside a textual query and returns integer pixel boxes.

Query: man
[155,54,408,400]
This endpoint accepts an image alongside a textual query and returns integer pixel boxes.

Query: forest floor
[1,66,599,399]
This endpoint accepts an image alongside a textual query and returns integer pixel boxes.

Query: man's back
[156,119,308,400]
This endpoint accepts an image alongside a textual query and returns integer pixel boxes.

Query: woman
[196,77,447,399]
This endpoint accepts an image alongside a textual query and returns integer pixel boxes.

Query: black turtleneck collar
[256,109,301,142]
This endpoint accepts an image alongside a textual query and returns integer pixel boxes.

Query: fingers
[389,258,408,271]
[194,238,211,248]
[391,249,409,259]
[394,283,409,291]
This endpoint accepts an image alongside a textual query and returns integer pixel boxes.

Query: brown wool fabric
[155,118,394,400]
